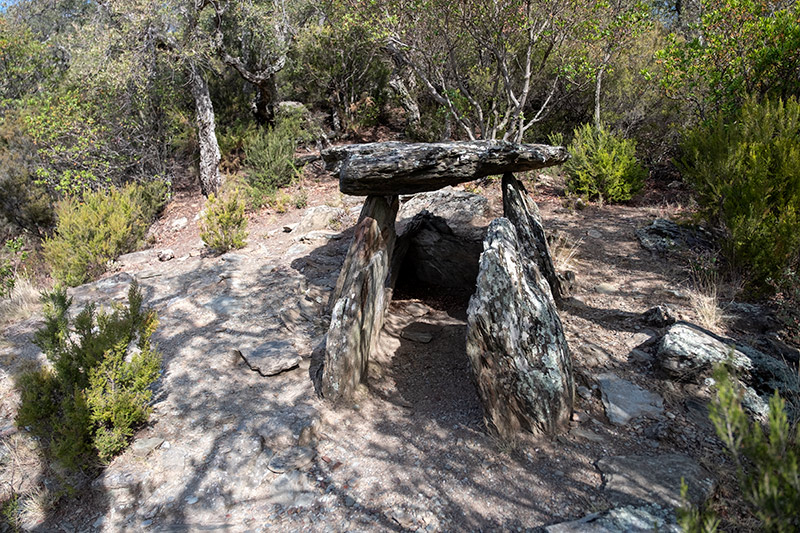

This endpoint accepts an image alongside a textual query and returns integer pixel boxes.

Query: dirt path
[0,170,773,532]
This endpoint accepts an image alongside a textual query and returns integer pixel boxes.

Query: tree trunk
[594,64,606,128]
[388,73,421,134]
[188,60,222,197]
[253,74,279,126]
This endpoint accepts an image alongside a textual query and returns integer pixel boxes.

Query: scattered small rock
[571,427,604,443]
[131,437,165,458]
[628,348,652,364]
[595,283,616,295]
[642,305,677,327]
[587,229,602,239]
[158,249,175,262]
[237,341,302,377]
[171,217,188,231]
[268,446,316,473]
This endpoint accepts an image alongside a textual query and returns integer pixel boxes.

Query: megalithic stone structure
[319,140,574,435]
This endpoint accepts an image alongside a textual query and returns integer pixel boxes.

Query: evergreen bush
[200,189,248,253]
[42,181,168,286]
[563,123,647,203]
[680,97,800,287]
[0,237,28,299]
[243,112,309,199]
[679,364,800,533]
[15,282,161,468]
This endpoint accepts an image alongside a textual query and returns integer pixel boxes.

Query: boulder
[657,322,799,419]
[502,173,563,301]
[466,218,574,438]
[396,186,490,239]
[392,211,482,288]
[322,141,569,196]
[322,195,398,402]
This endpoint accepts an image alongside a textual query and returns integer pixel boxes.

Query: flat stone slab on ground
[545,504,681,533]
[131,437,165,458]
[238,341,301,377]
[266,470,317,508]
[597,373,663,425]
[597,454,714,508]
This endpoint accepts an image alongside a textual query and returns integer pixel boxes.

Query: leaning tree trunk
[188,60,222,197]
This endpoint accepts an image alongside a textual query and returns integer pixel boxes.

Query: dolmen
[320,140,574,439]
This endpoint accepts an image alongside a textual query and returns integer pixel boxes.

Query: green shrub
[243,113,309,198]
[680,97,800,287]
[42,181,168,286]
[0,113,56,234]
[15,282,161,469]
[563,123,647,203]
[200,189,248,253]
[679,364,800,533]
[0,237,28,298]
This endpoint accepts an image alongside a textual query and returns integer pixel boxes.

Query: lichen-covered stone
[502,173,563,301]
[657,322,799,419]
[322,141,568,196]
[466,218,574,438]
[322,196,398,402]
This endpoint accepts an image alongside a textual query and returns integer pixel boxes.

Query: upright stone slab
[466,218,574,438]
[322,195,399,402]
[323,141,569,195]
[502,173,563,302]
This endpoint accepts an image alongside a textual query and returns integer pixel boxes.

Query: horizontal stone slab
[322,141,568,195]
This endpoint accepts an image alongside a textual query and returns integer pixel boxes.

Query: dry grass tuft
[549,231,583,273]
[0,277,40,326]
[18,485,56,528]
[687,256,727,332]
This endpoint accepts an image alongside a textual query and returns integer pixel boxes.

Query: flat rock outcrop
[323,141,569,195]
[466,218,574,438]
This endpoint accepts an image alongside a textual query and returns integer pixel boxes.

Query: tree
[587,0,651,127]
[656,0,800,120]
[344,0,607,142]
